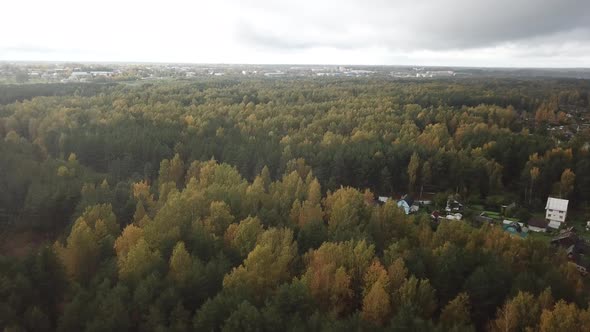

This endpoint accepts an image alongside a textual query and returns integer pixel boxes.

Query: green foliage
[118,239,163,283]
[1,78,590,331]
[222,301,264,332]
[225,216,264,258]
[397,276,438,319]
[223,228,298,303]
[168,242,192,284]
[324,187,369,241]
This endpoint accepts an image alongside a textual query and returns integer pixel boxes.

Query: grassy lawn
[470,204,485,211]
[569,220,590,241]
[480,210,503,221]
[504,217,521,223]
[527,230,553,244]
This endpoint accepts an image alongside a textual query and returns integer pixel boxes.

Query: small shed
[527,218,548,233]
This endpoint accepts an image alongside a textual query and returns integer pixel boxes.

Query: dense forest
[1,77,590,331]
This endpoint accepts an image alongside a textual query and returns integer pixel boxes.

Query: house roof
[400,194,414,206]
[546,197,569,211]
[551,228,577,242]
[528,218,548,229]
[397,199,410,208]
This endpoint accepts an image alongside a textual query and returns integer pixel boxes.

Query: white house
[545,197,569,229]
[397,195,419,215]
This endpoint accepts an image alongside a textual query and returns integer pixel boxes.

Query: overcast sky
[2,0,590,67]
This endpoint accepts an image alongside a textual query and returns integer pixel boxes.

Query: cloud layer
[2,0,590,66]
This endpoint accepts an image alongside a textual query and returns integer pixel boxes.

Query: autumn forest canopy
[2,77,590,331]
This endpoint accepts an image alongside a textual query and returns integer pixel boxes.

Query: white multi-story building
[545,197,569,229]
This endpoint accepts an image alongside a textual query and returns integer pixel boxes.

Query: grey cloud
[412,0,590,49]
[236,21,376,50]
[234,0,590,53]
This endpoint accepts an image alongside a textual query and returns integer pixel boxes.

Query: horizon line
[1,59,590,71]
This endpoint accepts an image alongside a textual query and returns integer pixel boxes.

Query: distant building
[264,72,284,77]
[545,197,569,229]
[90,71,113,77]
[69,71,90,80]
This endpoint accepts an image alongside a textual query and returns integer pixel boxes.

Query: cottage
[397,198,411,214]
[552,228,590,276]
[397,195,419,215]
[545,197,569,229]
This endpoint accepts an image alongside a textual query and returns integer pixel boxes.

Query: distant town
[2,62,590,84]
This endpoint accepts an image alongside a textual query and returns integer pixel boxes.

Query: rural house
[397,195,419,215]
[545,197,569,229]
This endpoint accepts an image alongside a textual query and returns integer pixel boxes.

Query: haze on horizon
[3,0,590,68]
